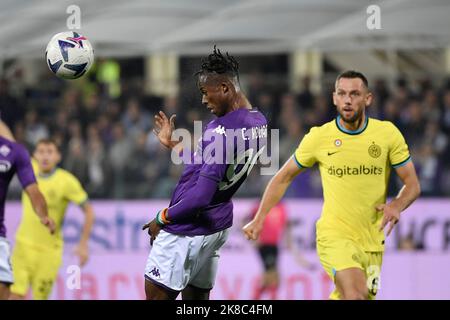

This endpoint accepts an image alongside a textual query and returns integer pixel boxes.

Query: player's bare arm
[24,183,55,234]
[243,157,305,241]
[378,161,421,236]
[73,202,95,267]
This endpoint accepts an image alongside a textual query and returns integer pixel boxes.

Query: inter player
[142,46,268,300]
[243,71,421,300]
[9,139,95,300]
[0,122,55,300]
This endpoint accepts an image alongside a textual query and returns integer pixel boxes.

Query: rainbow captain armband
[156,208,170,227]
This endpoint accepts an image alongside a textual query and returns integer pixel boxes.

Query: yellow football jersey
[294,116,411,252]
[15,161,88,250]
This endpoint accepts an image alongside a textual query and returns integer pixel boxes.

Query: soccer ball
[45,31,94,79]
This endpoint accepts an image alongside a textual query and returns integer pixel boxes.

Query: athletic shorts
[144,228,229,292]
[10,240,62,299]
[317,237,383,300]
[0,237,13,285]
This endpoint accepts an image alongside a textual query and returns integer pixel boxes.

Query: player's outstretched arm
[0,120,15,141]
[24,184,55,234]
[378,161,421,236]
[74,202,95,267]
[243,157,304,241]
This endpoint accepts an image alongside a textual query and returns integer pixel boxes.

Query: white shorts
[144,229,229,292]
[0,237,13,285]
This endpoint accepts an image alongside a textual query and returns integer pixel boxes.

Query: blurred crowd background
[1,56,449,200]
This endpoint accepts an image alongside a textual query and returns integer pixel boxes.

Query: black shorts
[258,245,278,271]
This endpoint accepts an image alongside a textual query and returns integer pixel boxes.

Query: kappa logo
[0,145,11,157]
[149,267,160,278]
[0,160,12,172]
[212,125,227,136]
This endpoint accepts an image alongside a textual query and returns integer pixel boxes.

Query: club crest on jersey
[368,142,381,158]
[0,160,12,172]
[334,139,342,147]
[0,145,11,157]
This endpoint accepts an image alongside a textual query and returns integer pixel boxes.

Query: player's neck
[339,114,366,132]
[39,167,57,177]
[230,92,252,112]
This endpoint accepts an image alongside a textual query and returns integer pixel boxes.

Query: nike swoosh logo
[327,151,339,156]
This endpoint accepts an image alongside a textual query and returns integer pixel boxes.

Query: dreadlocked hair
[196,45,239,79]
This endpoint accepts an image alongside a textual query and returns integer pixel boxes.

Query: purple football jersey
[0,137,36,237]
[164,107,268,236]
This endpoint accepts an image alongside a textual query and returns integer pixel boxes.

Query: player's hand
[153,111,177,149]
[377,203,401,236]
[242,219,264,241]
[40,216,56,234]
[73,243,89,267]
[142,219,162,246]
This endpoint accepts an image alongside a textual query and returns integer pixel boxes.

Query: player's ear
[332,91,337,106]
[365,91,373,106]
[221,82,229,95]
